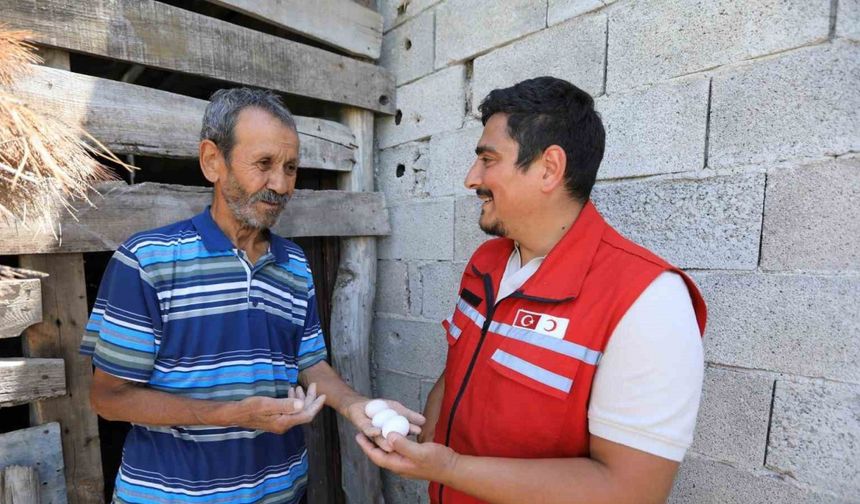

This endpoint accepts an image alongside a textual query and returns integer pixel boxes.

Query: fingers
[295,385,306,401]
[388,433,421,459]
[388,400,427,426]
[304,382,317,404]
[283,398,304,413]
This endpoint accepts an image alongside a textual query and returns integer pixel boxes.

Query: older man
[81,88,422,504]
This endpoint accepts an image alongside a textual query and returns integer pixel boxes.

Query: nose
[464,158,482,190]
[268,167,295,197]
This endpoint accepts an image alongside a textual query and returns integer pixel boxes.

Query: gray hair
[200,87,297,161]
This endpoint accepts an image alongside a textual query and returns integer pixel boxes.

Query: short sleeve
[296,263,328,370]
[587,272,704,461]
[80,244,162,383]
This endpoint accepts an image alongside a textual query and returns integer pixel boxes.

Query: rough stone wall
[371,1,860,502]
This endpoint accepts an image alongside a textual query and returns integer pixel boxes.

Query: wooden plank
[0,423,67,504]
[207,0,383,59]
[0,183,391,255]
[330,109,384,503]
[1,466,41,504]
[0,275,44,339]
[0,358,66,408]
[1,0,396,114]
[10,65,356,171]
[20,255,103,504]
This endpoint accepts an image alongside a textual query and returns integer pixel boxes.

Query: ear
[199,139,225,184]
[539,145,567,194]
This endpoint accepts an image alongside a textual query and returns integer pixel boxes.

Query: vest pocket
[487,348,573,400]
[480,342,579,455]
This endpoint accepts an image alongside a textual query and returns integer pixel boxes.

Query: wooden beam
[21,254,103,504]
[1,0,396,114]
[0,358,66,408]
[0,272,45,339]
[207,0,383,59]
[0,466,41,504]
[330,109,384,503]
[0,423,67,504]
[0,183,391,255]
[10,65,356,171]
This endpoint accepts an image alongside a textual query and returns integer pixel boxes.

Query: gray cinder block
[377,66,466,149]
[591,172,765,269]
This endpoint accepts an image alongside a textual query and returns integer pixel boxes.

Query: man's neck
[210,199,269,264]
[514,201,584,264]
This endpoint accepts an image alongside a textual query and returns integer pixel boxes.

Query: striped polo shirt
[80,207,328,504]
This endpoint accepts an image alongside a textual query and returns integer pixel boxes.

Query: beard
[479,213,508,238]
[476,187,508,237]
[221,166,289,229]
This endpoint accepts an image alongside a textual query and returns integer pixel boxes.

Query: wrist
[208,400,242,427]
[337,393,367,418]
[439,449,463,487]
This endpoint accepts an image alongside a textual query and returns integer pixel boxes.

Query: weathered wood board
[0,183,391,255]
[8,65,356,171]
[0,465,41,504]
[207,0,383,59]
[20,255,103,504]
[1,0,396,113]
[0,423,67,504]
[330,109,384,503]
[0,358,66,408]
[0,273,45,339]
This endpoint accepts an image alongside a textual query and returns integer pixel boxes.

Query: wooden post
[19,47,105,504]
[0,466,40,504]
[330,108,384,503]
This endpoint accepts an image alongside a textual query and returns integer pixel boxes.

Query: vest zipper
[438,272,496,503]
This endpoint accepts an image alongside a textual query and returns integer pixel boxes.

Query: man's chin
[479,219,507,238]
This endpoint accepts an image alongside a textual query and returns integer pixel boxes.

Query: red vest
[429,202,707,504]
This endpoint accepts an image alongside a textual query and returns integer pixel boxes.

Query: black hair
[479,76,605,201]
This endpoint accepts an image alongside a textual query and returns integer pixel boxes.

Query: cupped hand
[236,383,326,434]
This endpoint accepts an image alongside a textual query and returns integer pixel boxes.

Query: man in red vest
[358,77,708,504]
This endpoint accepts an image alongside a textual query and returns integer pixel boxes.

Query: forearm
[299,361,364,416]
[420,375,444,442]
[444,456,662,504]
[91,381,238,427]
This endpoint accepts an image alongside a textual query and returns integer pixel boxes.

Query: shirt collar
[191,206,290,263]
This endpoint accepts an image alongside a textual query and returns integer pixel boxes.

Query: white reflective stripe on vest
[491,349,573,393]
[455,298,602,366]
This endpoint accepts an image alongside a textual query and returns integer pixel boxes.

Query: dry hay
[0,26,133,232]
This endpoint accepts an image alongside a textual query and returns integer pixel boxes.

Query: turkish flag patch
[513,309,569,339]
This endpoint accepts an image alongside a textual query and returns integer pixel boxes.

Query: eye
[257,158,272,170]
[285,164,298,176]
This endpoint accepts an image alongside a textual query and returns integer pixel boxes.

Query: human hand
[346,398,426,451]
[235,383,326,434]
[356,432,458,482]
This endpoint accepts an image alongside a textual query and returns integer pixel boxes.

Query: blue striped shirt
[80,207,328,504]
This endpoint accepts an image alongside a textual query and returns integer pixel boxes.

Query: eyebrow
[475,145,499,155]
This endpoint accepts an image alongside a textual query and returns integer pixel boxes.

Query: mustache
[476,188,493,199]
[249,189,290,206]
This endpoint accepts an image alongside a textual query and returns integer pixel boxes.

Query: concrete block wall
[372,1,860,502]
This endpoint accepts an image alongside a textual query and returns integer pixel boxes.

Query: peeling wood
[0,358,66,408]
[207,0,383,59]
[0,183,391,255]
[9,65,356,171]
[1,0,396,113]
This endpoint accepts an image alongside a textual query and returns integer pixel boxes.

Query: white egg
[364,399,389,418]
[371,408,398,428]
[382,415,410,439]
